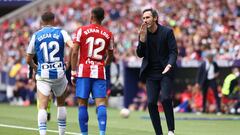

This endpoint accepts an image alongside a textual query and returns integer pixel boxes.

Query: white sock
[57,107,67,135]
[38,109,47,135]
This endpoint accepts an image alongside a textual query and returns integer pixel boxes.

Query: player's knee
[78,98,88,106]
[95,98,107,107]
[57,107,67,120]
[57,100,65,106]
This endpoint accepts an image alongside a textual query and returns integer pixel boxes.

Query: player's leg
[56,94,67,135]
[95,98,107,135]
[52,77,68,135]
[36,80,51,135]
[92,79,107,135]
[77,98,88,135]
[76,78,91,135]
[46,95,52,121]
[37,95,51,121]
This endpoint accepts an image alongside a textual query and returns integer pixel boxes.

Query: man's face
[142,11,156,28]
[207,56,213,63]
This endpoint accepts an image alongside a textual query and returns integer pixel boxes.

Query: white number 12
[40,41,60,62]
[86,37,105,60]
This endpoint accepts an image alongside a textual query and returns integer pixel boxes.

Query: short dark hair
[41,12,55,23]
[142,8,158,23]
[91,7,105,22]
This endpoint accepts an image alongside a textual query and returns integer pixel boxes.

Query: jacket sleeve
[167,29,178,66]
[196,63,203,84]
[136,40,146,58]
[214,62,220,73]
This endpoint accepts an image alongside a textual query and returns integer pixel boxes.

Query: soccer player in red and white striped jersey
[72,22,113,79]
[71,7,114,135]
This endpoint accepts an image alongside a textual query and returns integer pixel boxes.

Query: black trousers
[146,76,175,135]
[202,79,221,112]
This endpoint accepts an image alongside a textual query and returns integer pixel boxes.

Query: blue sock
[97,105,107,134]
[78,106,88,134]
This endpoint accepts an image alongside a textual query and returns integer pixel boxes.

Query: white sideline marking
[0,123,81,135]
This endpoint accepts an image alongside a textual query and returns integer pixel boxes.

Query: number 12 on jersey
[40,41,60,62]
[86,36,105,60]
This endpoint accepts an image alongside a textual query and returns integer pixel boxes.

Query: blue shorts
[76,78,107,99]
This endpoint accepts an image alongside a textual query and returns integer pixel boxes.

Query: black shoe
[47,113,51,121]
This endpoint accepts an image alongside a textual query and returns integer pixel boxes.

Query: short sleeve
[72,28,82,43]
[26,34,36,54]
[61,29,72,43]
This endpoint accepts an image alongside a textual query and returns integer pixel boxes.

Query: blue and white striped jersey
[26,26,71,79]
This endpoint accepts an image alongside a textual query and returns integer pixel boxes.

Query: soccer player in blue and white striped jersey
[26,11,73,135]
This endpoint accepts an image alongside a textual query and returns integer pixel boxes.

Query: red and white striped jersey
[73,24,114,80]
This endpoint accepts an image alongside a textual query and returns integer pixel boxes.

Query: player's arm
[71,27,82,71]
[105,50,113,66]
[71,27,82,83]
[26,54,37,71]
[71,43,80,86]
[105,35,114,66]
[26,34,37,71]
[71,43,79,72]
[66,40,74,70]
[66,48,72,70]
[61,29,74,70]
[65,43,73,71]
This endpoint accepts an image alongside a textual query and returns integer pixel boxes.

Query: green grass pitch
[0,103,239,135]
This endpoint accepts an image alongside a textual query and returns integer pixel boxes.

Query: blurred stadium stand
[0,0,33,17]
[0,0,67,23]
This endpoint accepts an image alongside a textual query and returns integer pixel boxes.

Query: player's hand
[71,77,76,86]
[162,64,172,74]
[71,70,77,86]
[139,23,147,42]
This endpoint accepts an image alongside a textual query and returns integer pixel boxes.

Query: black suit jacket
[196,61,219,87]
[136,24,178,80]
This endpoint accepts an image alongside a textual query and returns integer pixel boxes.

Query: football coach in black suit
[136,8,178,135]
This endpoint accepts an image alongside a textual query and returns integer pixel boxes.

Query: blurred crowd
[0,0,240,112]
[1,0,240,70]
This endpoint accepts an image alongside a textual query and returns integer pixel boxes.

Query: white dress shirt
[205,60,215,80]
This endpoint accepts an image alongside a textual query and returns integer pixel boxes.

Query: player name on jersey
[38,33,60,41]
[83,28,110,39]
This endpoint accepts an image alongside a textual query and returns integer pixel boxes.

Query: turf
[0,103,239,135]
